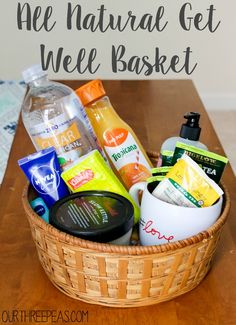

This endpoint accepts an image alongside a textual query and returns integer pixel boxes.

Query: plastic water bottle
[21,64,98,170]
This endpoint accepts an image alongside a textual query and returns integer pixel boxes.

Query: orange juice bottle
[76,80,152,189]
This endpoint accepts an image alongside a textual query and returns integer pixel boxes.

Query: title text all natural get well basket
[22,152,230,308]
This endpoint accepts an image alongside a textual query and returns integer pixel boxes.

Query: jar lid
[49,191,134,243]
[76,80,106,106]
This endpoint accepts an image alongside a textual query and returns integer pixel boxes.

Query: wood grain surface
[0,80,235,325]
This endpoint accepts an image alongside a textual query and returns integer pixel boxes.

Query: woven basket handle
[129,182,146,207]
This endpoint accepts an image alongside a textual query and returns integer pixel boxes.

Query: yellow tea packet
[61,150,140,223]
[152,153,223,208]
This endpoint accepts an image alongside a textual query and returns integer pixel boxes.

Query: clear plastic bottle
[76,80,152,189]
[21,64,98,170]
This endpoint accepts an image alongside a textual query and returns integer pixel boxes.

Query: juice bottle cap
[76,79,106,106]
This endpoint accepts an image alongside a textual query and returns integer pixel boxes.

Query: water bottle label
[30,112,84,169]
[27,92,108,169]
[34,122,81,151]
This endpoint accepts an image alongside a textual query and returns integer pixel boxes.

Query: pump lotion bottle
[159,112,208,166]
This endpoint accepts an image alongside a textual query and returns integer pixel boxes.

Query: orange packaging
[76,80,152,189]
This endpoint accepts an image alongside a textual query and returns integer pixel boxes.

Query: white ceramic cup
[129,182,223,246]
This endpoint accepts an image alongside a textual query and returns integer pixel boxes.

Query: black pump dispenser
[179,112,201,141]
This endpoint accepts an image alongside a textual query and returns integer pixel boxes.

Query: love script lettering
[143,220,174,242]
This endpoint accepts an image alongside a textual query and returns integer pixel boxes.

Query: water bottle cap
[22,64,47,84]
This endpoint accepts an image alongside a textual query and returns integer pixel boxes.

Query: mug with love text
[129,181,223,246]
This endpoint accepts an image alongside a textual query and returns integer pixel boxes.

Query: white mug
[129,182,223,246]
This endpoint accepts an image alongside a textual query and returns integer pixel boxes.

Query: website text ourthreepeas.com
[0,310,89,323]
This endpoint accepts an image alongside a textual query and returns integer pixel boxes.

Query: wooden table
[0,80,235,325]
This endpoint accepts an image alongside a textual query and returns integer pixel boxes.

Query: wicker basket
[22,152,230,307]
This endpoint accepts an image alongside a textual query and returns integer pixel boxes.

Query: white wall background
[0,0,235,110]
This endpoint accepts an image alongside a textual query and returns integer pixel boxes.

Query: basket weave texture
[22,152,230,307]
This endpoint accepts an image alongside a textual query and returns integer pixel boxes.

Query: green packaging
[172,142,228,183]
[153,153,223,207]
[151,166,171,176]
[147,176,165,184]
[160,150,174,166]
[61,150,140,223]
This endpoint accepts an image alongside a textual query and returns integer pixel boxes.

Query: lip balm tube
[18,147,69,208]
[30,197,49,223]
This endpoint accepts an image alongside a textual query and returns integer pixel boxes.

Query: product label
[31,165,60,196]
[31,114,83,169]
[35,122,81,151]
[34,204,46,217]
[172,142,228,183]
[66,199,109,229]
[160,150,174,166]
[61,150,140,223]
[68,169,95,190]
[153,154,223,207]
[59,195,123,232]
[151,166,171,176]
[103,128,151,188]
[147,175,165,184]
[29,93,91,169]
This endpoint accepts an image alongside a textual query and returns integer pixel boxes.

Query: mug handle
[129,182,146,207]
